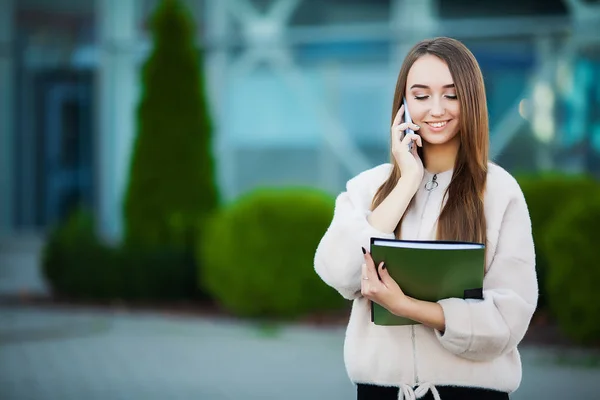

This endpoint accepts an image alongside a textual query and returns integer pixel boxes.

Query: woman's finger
[392,122,420,134]
[363,250,379,281]
[392,104,405,128]
[412,133,422,148]
[400,133,422,149]
[410,141,419,157]
[413,134,423,154]
[361,263,371,296]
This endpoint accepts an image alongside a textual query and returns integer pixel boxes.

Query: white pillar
[0,0,14,235]
[96,0,140,242]
[203,0,236,201]
[390,0,438,67]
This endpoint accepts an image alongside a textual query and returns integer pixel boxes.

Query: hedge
[42,209,199,302]
[516,172,599,313]
[197,187,346,319]
[543,190,600,344]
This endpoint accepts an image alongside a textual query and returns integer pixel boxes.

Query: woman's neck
[423,136,460,174]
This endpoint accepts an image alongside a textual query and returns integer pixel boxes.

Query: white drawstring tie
[397,382,441,400]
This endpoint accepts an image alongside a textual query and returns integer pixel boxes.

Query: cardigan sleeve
[434,183,538,361]
[314,164,396,300]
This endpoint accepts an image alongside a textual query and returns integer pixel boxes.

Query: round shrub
[42,208,200,302]
[42,209,117,299]
[116,244,199,301]
[516,173,599,313]
[197,187,346,319]
[543,190,600,344]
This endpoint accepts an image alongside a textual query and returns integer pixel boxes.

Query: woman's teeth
[428,121,447,128]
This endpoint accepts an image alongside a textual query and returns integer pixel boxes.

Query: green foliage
[42,209,118,299]
[123,0,218,250]
[42,209,199,301]
[197,187,346,319]
[43,0,216,304]
[543,191,600,344]
[516,172,599,313]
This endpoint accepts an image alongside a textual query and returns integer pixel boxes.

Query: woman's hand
[360,248,446,331]
[391,104,424,190]
[361,248,408,316]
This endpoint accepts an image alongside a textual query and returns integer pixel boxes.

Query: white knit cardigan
[314,162,538,400]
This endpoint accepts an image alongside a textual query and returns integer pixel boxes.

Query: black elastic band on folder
[463,288,483,300]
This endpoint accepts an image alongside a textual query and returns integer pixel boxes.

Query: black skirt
[357,383,509,400]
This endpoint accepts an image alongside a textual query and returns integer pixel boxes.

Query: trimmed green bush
[516,173,600,313]
[42,209,199,302]
[543,191,600,344]
[43,0,216,304]
[116,245,198,300]
[42,209,120,299]
[123,0,218,251]
[197,187,346,319]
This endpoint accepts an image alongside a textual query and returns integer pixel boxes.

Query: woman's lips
[425,120,451,132]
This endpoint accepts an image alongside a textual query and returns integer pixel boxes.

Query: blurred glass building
[1,0,599,240]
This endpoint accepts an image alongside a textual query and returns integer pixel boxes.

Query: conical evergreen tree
[123,0,218,250]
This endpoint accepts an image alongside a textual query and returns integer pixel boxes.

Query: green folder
[369,237,485,326]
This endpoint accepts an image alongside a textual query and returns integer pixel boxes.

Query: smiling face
[405,54,460,147]
[377,37,490,243]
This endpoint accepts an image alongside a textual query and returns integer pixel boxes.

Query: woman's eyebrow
[409,83,455,89]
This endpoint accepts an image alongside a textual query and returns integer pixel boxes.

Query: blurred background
[0,0,599,399]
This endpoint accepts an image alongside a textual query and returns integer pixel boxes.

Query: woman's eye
[413,94,457,100]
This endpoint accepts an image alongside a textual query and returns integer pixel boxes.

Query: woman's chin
[421,133,458,146]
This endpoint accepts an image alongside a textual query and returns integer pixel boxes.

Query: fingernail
[415,124,420,128]
[361,247,366,254]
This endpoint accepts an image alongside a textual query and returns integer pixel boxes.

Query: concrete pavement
[1,305,598,400]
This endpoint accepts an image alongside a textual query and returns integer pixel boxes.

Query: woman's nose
[430,102,445,117]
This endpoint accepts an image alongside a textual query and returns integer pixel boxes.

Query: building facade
[1,0,599,240]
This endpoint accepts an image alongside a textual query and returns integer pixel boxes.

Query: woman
[314,37,538,400]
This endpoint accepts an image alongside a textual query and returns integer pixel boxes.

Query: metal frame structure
[205,0,375,198]
[204,0,441,200]
[203,0,600,204]
[2,0,600,236]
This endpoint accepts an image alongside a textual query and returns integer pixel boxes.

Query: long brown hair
[371,37,488,244]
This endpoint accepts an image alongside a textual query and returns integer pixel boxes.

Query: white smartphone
[403,97,414,151]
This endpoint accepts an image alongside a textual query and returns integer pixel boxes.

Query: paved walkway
[1,305,599,400]
[0,234,48,298]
